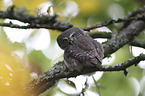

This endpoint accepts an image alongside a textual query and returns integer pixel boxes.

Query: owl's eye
[71,34,76,38]
[63,38,68,43]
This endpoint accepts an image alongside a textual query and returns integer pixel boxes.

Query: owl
[57,27,104,72]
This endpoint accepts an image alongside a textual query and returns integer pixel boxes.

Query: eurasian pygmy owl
[57,27,104,72]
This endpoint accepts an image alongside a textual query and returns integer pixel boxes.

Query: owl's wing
[91,39,104,60]
[65,35,104,67]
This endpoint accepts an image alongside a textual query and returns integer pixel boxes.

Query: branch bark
[24,19,145,95]
[104,20,145,57]
[87,31,112,39]
[0,6,73,31]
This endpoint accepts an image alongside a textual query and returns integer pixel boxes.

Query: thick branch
[24,19,145,95]
[24,54,145,95]
[104,20,145,57]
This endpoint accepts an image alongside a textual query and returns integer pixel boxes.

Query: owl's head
[57,27,85,50]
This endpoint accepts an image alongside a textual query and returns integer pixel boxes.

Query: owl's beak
[69,40,73,44]
[69,38,73,44]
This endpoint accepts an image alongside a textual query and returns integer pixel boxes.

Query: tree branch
[80,78,88,96]
[0,22,70,30]
[87,31,112,39]
[83,16,145,31]
[0,6,73,31]
[121,5,145,30]
[24,19,145,95]
[130,40,145,49]
[84,5,145,31]
[103,20,145,57]
[127,5,145,17]
[0,5,145,32]
[88,32,145,49]
[24,54,145,95]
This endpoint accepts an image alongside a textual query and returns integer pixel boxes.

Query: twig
[128,5,145,18]
[87,31,112,39]
[0,22,70,30]
[130,40,145,49]
[92,76,101,96]
[121,5,145,30]
[88,32,145,49]
[80,78,88,96]
[83,16,145,31]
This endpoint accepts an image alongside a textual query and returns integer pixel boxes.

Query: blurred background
[0,0,145,96]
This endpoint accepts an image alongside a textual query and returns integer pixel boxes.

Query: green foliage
[0,0,144,96]
[28,50,52,72]
[99,72,134,96]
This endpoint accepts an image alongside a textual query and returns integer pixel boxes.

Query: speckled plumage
[57,27,104,72]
